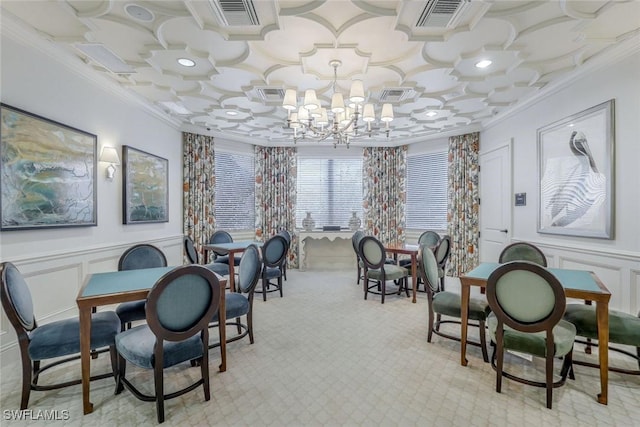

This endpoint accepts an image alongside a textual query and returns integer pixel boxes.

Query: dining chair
[498,242,547,266]
[256,234,288,301]
[351,230,366,285]
[359,236,409,304]
[115,265,221,423]
[564,303,640,375]
[435,235,451,290]
[209,230,241,266]
[184,235,229,277]
[400,230,440,269]
[115,244,168,331]
[418,244,490,362]
[0,262,120,410]
[209,244,262,347]
[277,229,292,281]
[486,261,576,409]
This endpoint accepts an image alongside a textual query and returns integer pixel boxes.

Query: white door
[479,142,511,262]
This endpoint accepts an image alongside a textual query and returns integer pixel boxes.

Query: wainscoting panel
[0,235,184,369]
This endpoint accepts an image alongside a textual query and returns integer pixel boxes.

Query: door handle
[500,229,508,233]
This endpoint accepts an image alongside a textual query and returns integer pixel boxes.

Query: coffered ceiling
[2,1,639,146]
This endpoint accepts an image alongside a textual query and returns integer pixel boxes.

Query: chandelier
[282,60,394,148]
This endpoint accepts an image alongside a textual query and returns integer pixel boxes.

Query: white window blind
[296,158,363,229]
[214,151,255,230]
[406,151,448,230]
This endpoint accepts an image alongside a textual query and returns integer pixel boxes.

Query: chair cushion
[487,313,576,358]
[264,267,281,279]
[433,292,491,321]
[29,311,120,360]
[205,262,229,277]
[398,259,411,267]
[368,265,407,281]
[115,324,203,369]
[212,293,249,322]
[564,304,640,346]
[116,300,147,324]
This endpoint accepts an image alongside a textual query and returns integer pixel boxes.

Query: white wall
[0,34,184,365]
[480,51,640,313]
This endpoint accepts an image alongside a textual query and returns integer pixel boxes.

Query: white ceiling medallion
[124,4,154,22]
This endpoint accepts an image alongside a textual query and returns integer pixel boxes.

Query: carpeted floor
[1,269,639,426]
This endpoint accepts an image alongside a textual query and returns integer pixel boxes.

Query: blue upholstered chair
[359,236,409,304]
[209,244,262,347]
[184,235,229,277]
[419,244,490,362]
[115,244,168,331]
[208,230,241,266]
[277,229,292,281]
[351,230,366,285]
[115,265,221,423]
[486,261,576,409]
[255,234,288,301]
[0,262,120,409]
[499,242,547,267]
[434,235,451,290]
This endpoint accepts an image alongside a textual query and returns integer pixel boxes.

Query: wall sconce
[99,146,120,181]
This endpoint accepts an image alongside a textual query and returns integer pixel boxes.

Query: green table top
[463,262,604,293]
[204,241,262,251]
[81,266,175,297]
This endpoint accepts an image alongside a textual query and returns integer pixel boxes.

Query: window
[296,158,363,229]
[406,151,448,230]
[214,151,255,230]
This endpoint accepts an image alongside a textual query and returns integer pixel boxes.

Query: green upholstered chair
[0,262,120,410]
[499,242,547,266]
[277,229,292,281]
[184,235,230,277]
[255,234,288,301]
[208,230,241,266]
[359,236,409,304]
[115,244,168,331]
[418,245,490,362]
[115,265,221,423]
[351,230,366,285]
[486,261,576,409]
[564,304,640,375]
[209,244,262,347]
[434,235,451,290]
[400,230,440,269]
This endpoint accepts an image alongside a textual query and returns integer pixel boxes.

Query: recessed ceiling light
[475,59,492,69]
[226,111,238,116]
[125,4,154,22]
[426,111,437,117]
[177,58,196,67]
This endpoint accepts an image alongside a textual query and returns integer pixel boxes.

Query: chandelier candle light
[283,60,393,148]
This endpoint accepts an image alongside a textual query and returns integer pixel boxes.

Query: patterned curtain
[362,146,407,245]
[183,132,216,264]
[447,132,480,276]
[254,146,298,268]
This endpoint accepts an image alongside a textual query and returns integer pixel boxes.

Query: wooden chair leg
[248,312,254,344]
[479,320,489,363]
[154,364,165,423]
[115,354,126,395]
[20,353,32,409]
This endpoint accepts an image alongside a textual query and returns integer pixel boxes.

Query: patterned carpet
[1,269,639,426]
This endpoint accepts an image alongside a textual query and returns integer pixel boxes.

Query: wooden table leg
[596,300,609,405]
[460,278,470,366]
[218,282,227,372]
[411,254,417,303]
[79,305,93,414]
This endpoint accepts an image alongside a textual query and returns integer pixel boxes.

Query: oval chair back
[276,229,292,280]
[237,244,262,294]
[209,230,233,245]
[498,242,547,267]
[351,230,366,284]
[257,235,288,301]
[418,244,440,293]
[119,244,167,271]
[358,236,385,270]
[418,230,440,248]
[184,235,199,264]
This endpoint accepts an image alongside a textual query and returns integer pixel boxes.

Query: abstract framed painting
[122,145,168,224]
[537,99,614,239]
[0,104,97,231]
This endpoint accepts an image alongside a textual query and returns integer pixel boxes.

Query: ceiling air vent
[416,0,470,28]
[379,88,413,103]
[74,43,135,74]
[209,0,259,26]
[257,88,285,102]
